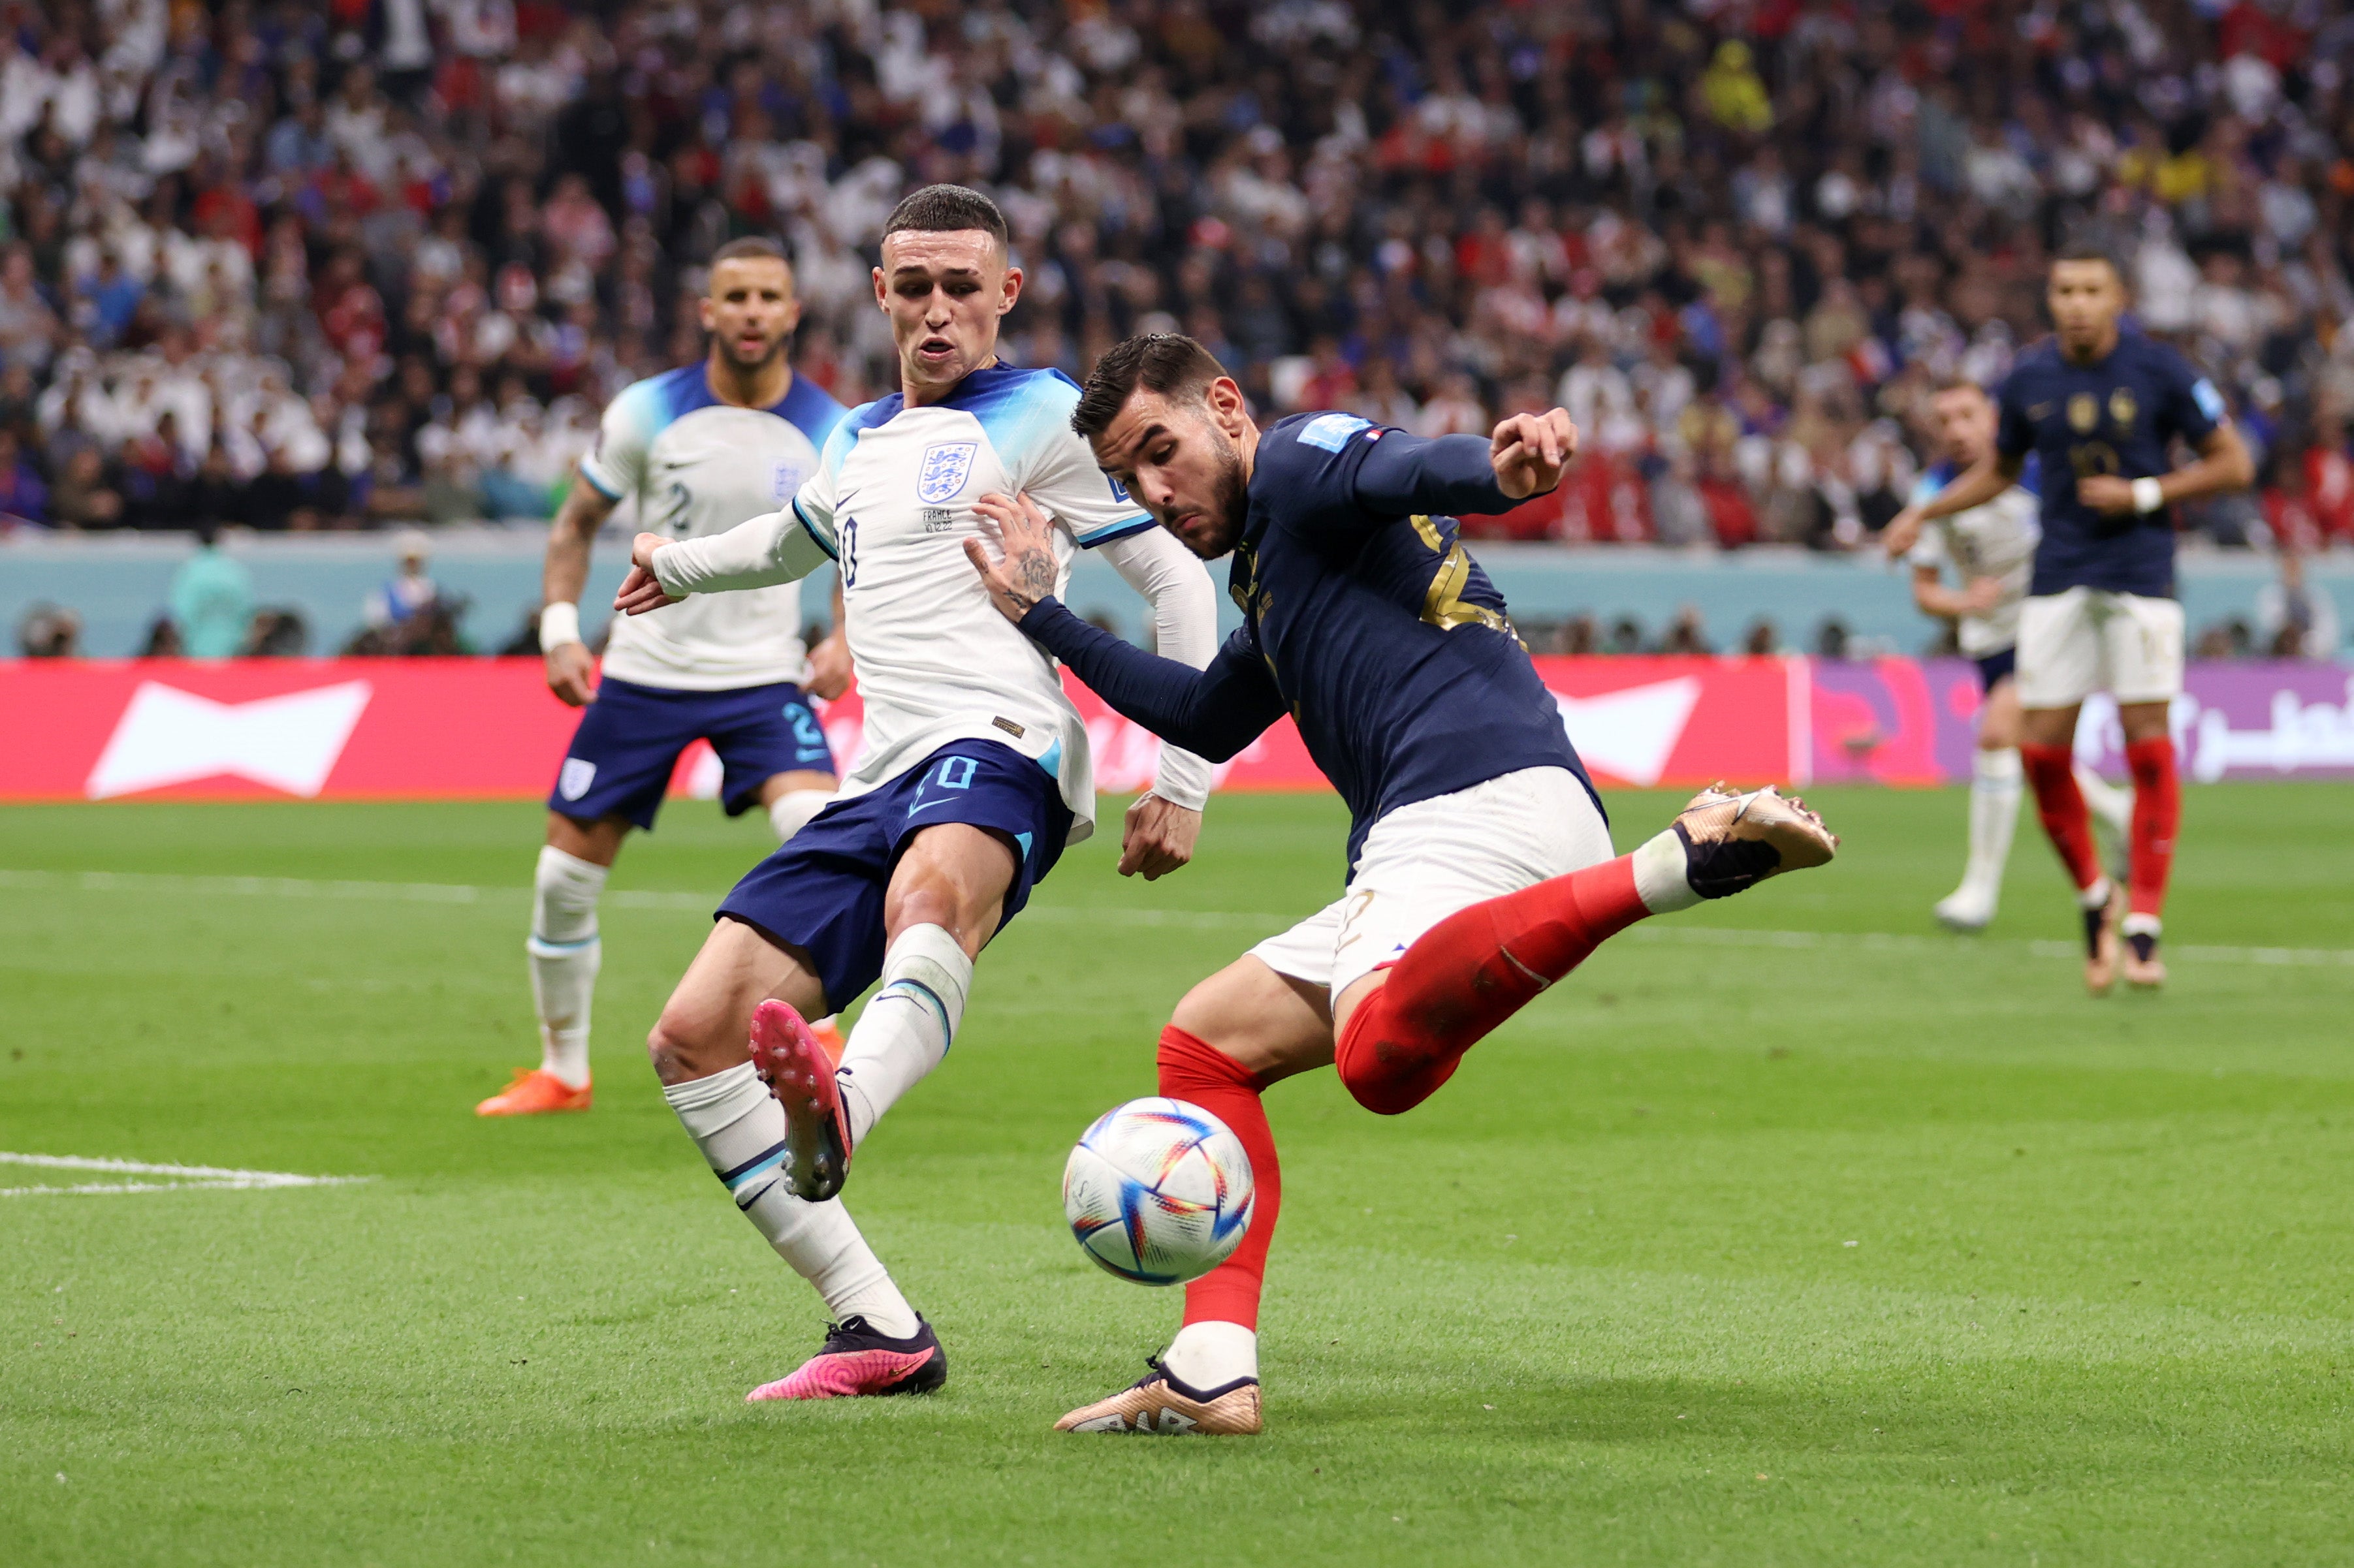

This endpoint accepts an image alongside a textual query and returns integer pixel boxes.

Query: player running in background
[962,334,1838,1436]
[609,187,1219,1400]
[1887,246,2252,991]
[1889,378,2130,932]
[478,238,851,1119]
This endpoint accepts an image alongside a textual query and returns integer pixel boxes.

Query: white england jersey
[650,363,1215,845]
[577,363,846,691]
[1907,465,2041,657]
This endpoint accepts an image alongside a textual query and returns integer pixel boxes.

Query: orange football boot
[475,1068,592,1116]
[809,1016,847,1067]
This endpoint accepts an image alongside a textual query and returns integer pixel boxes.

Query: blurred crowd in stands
[1,0,2353,576]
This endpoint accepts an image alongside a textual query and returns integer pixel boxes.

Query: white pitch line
[5,867,2349,967]
[0,1151,370,1198]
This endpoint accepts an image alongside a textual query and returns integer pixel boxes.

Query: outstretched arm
[1883,452,2024,556]
[1020,601,1287,763]
[964,492,1284,761]
[1348,409,1578,518]
[612,504,833,615]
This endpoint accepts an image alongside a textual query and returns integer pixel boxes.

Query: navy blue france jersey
[1995,326,2225,598]
[1019,412,1596,874]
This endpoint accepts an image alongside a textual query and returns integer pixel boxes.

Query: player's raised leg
[1332,783,1836,1116]
[759,817,1019,1204]
[743,738,1078,1206]
[647,917,942,1400]
[1057,960,1326,1436]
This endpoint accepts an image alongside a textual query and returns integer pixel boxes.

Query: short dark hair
[711,236,789,268]
[882,185,1008,251]
[2053,241,2125,281]
[1072,333,1230,440]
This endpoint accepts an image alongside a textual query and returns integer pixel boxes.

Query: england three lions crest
[918,441,978,504]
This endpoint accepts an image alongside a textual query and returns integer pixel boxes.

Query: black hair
[1072,333,1230,440]
[2053,240,2127,281]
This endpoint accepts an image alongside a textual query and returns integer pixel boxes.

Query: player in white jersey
[1891,379,2128,932]
[609,186,1220,1400]
[477,239,851,1119]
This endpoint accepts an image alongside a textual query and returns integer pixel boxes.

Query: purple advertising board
[1805,659,2354,785]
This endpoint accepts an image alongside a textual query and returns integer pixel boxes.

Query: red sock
[2124,736,2180,920]
[2020,742,2102,892]
[1156,1026,1280,1331]
[1333,856,1649,1117]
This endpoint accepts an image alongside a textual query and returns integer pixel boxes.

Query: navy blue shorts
[1973,646,2018,692]
[549,676,835,831]
[716,739,1074,1011]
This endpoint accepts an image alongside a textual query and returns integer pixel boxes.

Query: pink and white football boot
[746,1315,947,1402]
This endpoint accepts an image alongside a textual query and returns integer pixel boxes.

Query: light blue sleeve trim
[575,461,625,501]
[1074,514,1156,548]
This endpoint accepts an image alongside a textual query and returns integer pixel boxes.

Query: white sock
[1629,831,1702,914]
[526,845,606,1088]
[2078,874,2114,911]
[768,789,833,843]
[836,924,971,1148]
[663,1063,919,1336]
[1163,1321,1258,1389]
[1960,747,2023,898]
[2122,912,2161,940]
[2075,764,2133,839]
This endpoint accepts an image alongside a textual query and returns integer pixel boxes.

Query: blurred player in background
[478,238,850,1118]
[611,187,1218,1400]
[1890,379,2129,932]
[966,334,1836,1435]
[1888,247,2252,992]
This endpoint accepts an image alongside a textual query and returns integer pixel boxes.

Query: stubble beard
[718,331,784,373]
[1175,427,1249,560]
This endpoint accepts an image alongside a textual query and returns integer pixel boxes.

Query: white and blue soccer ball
[1062,1097,1254,1286]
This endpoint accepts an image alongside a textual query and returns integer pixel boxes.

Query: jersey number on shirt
[840,515,860,588]
[660,480,695,539]
[2068,441,2121,483]
[1408,516,1521,643]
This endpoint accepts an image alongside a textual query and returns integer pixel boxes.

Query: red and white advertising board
[3,655,2343,804]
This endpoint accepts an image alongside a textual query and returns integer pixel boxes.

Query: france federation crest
[917,442,978,504]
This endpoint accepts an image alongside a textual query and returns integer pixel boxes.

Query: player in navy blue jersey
[1887,247,2253,993]
[962,334,1839,1436]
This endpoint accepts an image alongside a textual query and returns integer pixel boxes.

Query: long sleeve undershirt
[1019,598,1285,763]
[1089,525,1220,810]
[1344,430,1520,524]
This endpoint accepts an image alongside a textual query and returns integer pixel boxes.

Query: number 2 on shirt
[841,515,859,589]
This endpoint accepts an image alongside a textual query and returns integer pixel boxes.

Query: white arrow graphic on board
[85,681,374,800]
[1552,676,1703,787]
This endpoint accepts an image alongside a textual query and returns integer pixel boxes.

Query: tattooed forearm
[1007,546,1057,612]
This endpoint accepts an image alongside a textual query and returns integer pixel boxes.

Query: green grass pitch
[3,785,2351,1566]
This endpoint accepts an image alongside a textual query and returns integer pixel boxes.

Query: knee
[646,1006,725,1086]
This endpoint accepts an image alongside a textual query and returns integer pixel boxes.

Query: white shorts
[1249,766,1615,1001]
[2015,588,2185,710]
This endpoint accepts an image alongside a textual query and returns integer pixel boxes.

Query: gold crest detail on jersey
[2109,387,2137,428]
[2069,393,2099,433]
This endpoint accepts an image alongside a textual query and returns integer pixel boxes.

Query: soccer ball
[1062,1097,1254,1286]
